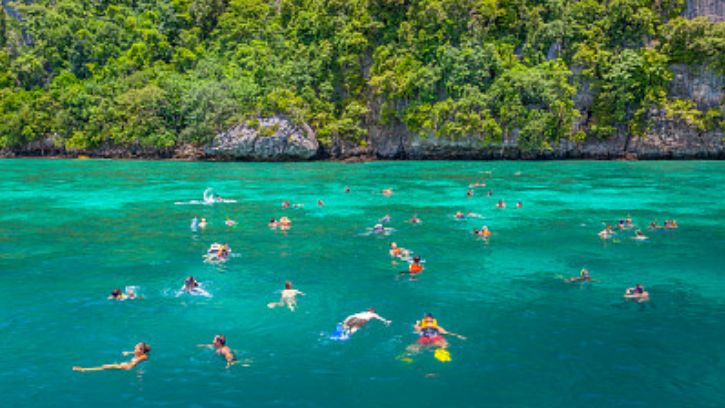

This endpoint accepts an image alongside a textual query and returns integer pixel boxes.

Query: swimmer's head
[136,342,151,354]
[390,242,397,248]
[185,276,197,286]
[111,288,122,298]
[213,335,226,346]
[285,280,292,290]
[368,308,376,313]
[413,255,421,262]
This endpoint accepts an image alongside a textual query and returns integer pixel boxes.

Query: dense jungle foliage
[0,0,723,152]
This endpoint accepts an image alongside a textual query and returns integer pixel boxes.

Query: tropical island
[0,0,723,160]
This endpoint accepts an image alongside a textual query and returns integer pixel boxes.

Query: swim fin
[434,348,451,362]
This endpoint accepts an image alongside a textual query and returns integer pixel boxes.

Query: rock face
[205,116,319,160]
[685,0,725,22]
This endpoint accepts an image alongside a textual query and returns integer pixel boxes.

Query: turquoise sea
[1,159,724,407]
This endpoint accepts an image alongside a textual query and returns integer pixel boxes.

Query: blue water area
[0,159,723,407]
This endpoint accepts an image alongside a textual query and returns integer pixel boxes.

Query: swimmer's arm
[296,290,305,296]
[121,351,134,356]
[197,344,215,349]
[373,314,392,325]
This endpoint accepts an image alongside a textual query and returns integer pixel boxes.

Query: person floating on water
[341,308,391,335]
[469,182,486,188]
[406,313,465,354]
[225,217,237,227]
[567,268,592,283]
[199,218,208,230]
[408,255,424,274]
[466,189,473,197]
[73,342,150,372]
[633,230,648,240]
[496,199,506,208]
[183,276,200,292]
[317,200,325,207]
[389,242,411,259]
[382,188,394,196]
[408,214,422,224]
[378,214,391,223]
[267,281,305,311]
[626,214,634,227]
[109,287,137,301]
[598,225,614,239]
[455,211,465,219]
[191,217,199,231]
[282,200,290,209]
[344,186,350,193]
[278,216,291,230]
[206,243,231,261]
[516,201,522,208]
[198,335,236,368]
[624,284,649,302]
[473,225,491,239]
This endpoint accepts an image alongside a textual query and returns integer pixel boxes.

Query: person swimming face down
[184,276,199,291]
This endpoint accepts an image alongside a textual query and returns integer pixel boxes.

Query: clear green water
[1,159,724,407]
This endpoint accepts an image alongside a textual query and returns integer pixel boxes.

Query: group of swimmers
[82,182,666,372]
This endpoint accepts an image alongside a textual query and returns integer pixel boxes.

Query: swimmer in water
[267,280,305,311]
[341,308,391,335]
[344,186,350,193]
[466,189,473,197]
[624,284,649,302]
[408,214,422,224]
[317,200,325,207]
[469,182,486,188]
[282,200,290,209]
[183,276,200,292]
[598,225,614,239]
[268,217,278,228]
[516,201,522,208]
[108,287,138,300]
[225,217,237,227]
[670,219,678,228]
[455,211,465,219]
[199,218,207,230]
[73,342,150,372]
[191,217,199,231]
[496,199,506,208]
[487,190,493,197]
[626,214,633,227]
[278,216,291,230]
[198,335,236,368]
[382,188,393,196]
[408,255,424,274]
[406,313,465,354]
[379,214,391,223]
[567,268,592,283]
[477,225,491,238]
[633,230,648,240]
[389,242,411,259]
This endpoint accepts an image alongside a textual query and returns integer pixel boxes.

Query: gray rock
[685,0,725,22]
[206,116,319,160]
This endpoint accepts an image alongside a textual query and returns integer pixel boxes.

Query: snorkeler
[633,230,648,240]
[341,308,391,334]
[408,255,424,274]
[406,313,465,353]
[267,280,305,311]
[567,268,592,283]
[624,284,649,302]
[109,287,139,300]
[389,242,411,259]
[598,225,614,239]
[198,335,236,368]
[183,276,200,292]
[73,342,150,372]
